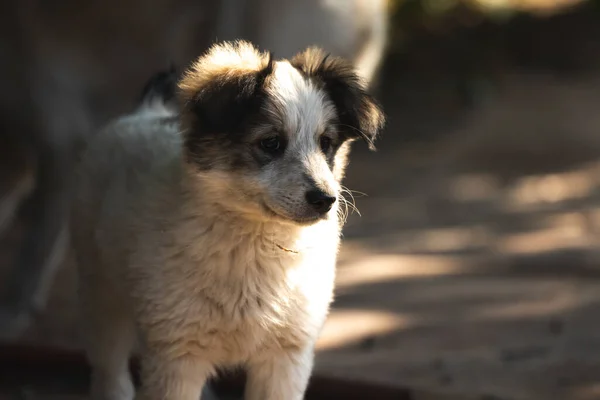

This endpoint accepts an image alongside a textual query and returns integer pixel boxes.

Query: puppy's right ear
[178,41,274,136]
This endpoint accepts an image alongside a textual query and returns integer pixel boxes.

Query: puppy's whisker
[341,185,366,197]
[344,187,368,198]
[336,197,349,224]
[336,193,357,225]
[333,123,375,149]
[339,186,361,218]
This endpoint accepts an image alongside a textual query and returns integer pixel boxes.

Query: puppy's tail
[137,64,179,115]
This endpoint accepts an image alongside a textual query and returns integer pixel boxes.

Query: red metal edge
[0,341,413,399]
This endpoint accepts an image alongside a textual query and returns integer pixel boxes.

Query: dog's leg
[87,324,136,400]
[0,172,34,236]
[245,345,314,400]
[0,145,72,339]
[135,354,214,400]
[81,286,136,400]
[0,54,92,338]
[0,142,35,236]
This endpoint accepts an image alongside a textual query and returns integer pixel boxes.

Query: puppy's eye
[260,136,282,153]
[320,136,332,153]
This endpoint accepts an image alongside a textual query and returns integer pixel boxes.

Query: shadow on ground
[313,64,600,400]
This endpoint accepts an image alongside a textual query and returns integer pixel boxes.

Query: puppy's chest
[185,240,336,359]
[211,245,331,324]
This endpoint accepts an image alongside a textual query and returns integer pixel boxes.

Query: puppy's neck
[176,167,307,252]
[201,204,307,254]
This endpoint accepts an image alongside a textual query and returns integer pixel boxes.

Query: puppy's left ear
[291,47,385,150]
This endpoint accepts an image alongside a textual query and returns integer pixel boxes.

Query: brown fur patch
[178,41,272,105]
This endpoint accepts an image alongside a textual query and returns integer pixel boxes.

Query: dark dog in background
[0,0,217,337]
[0,0,92,336]
[0,0,388,337]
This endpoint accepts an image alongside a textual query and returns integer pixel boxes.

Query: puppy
[71,41,384,400]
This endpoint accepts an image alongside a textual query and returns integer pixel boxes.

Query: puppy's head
[178,41,385,225]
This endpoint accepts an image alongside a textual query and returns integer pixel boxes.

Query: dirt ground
[2,69,600,400]
[5,8,600,399]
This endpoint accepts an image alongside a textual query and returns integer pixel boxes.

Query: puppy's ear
[178,41,274,136]
[291,47,385,150]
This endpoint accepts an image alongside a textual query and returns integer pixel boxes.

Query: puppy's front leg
[245,346,314,400]
[135,354,213,400]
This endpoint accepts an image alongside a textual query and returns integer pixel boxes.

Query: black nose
[305,189,336,214]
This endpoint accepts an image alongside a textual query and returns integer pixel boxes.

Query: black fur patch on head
[187,53,273,136]
[179,47,275,170]
[291,48,385,150]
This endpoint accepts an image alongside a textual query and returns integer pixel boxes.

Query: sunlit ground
[315,161,600,398]
[311,70,600,399]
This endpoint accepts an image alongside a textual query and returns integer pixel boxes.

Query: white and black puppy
[71,41,384,400]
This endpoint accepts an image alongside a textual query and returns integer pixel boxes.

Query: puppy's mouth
[260,201,324,225]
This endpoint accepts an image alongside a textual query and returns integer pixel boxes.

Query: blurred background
[2,0,600,399]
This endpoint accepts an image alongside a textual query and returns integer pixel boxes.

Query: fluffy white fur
[71,41,382,400]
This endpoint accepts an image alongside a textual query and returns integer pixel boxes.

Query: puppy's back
[71,69,183,272]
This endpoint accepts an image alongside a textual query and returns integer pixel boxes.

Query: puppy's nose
[305,189,336,214]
